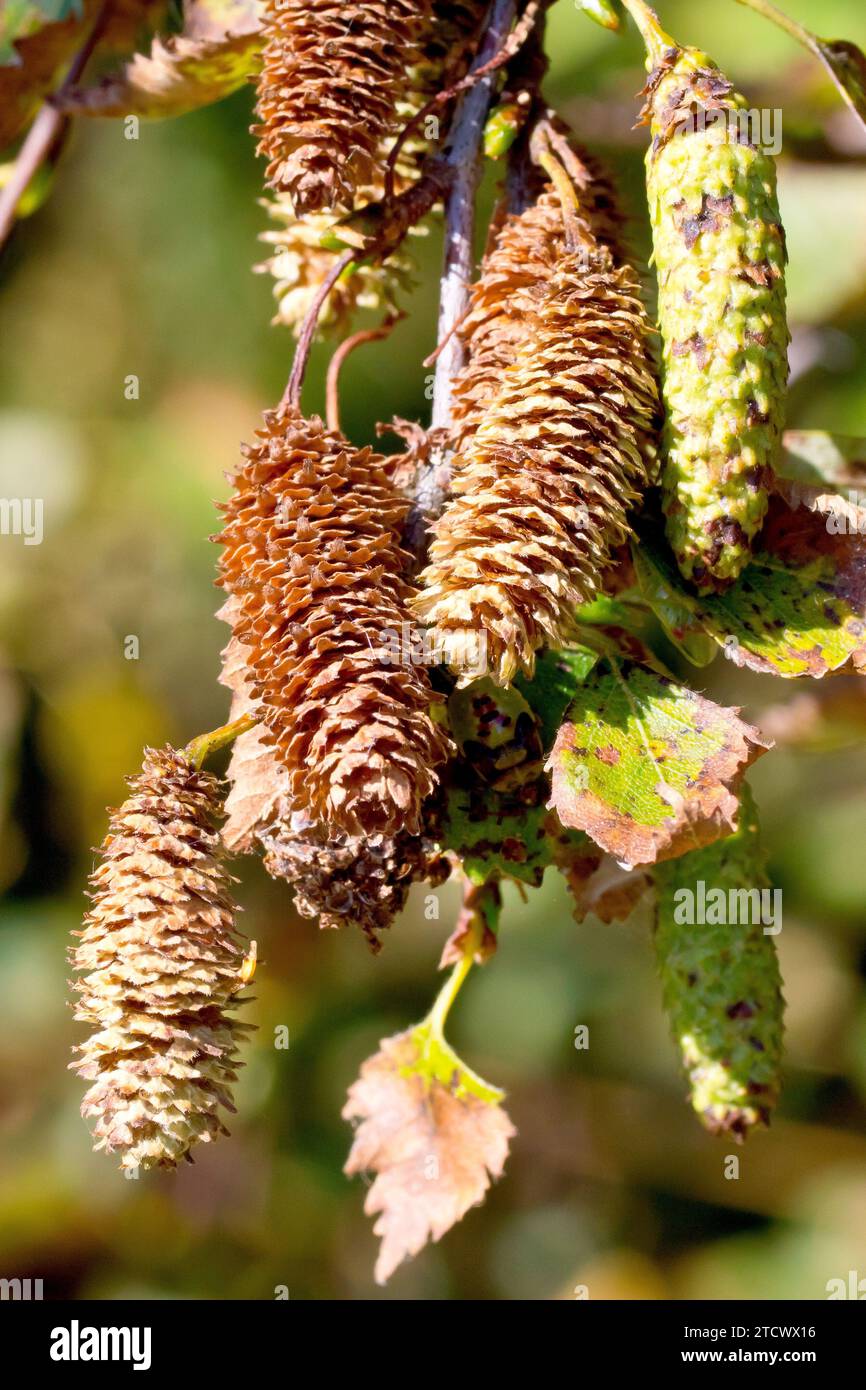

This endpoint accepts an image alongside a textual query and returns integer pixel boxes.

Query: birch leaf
[59,0,263,118]
[635,498,866,680]
[343,1024,514,1285]
[547,659,769,869]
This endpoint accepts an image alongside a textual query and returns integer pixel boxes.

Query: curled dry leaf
[547,658,770,869]
[438,879,500,969]
[59,1,264,118]
[343,1024,514,1285]
[554,842,654,925]
[772,429,866,532]
[217,598,289,854]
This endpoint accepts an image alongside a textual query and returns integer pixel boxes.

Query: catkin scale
[217,407,450,838]
[450,143,627,451]
[414,207,659,686]
[640,40,789,590]
[255,0,432,212]
[70,747,251,1171]
[653,788,784,1138]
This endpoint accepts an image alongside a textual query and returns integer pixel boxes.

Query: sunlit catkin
[414,205,658,685]
[71,747,252,1171]
[217,407,450,836]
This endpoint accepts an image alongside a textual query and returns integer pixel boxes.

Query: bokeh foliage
[1,0,866,1299]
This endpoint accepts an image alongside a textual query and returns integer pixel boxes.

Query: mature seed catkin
[450,141,627,450]
[255,0,432,212]
[216,407,450,837]
[70,747,252,1171]
[653,787,784,1138]
[256,198,416,338]
[262,810,449,953]
[413,211,659,685]
[639,33,788,590]
[218,614,449,950]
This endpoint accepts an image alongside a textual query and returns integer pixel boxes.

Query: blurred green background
[2,0,866,1300]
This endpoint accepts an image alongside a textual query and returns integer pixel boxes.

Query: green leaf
[547,658,769,868]
[653,785,784,1138]
[58,0,263,118]
[635,502,866,679]
[515,645,599,753]
[630,543,717,667]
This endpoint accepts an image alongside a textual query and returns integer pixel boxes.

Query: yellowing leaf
[343,1024,514,1285]
[635,496,866,680]
[557,848,653,925]
[59,1,263,118]
[0,3,84,147]
[547,658,769,869]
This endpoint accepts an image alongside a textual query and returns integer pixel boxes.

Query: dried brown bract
[70,747,252,1171]
[217,407,450,836]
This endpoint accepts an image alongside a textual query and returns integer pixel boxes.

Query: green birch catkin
[631,2,789,591]
[653,787,784,1139]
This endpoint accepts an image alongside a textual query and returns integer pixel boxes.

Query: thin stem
[325,314,400,434]
[0,0,114,249]
[735,0,814,48]
[384,0,543,203]
[529,122,583,250]
[430,0,521,433]
[184,713,258,770]
[428,926,481,1037]
[428,878,499,1033]
[619,0,675,66]
[280,250,353,412]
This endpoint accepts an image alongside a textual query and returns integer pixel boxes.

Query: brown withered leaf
[438,880,500,968]
[344,1024,514,1284]
[560,848,653,925]
[217,598,289,854]
[59,3,263,119]
[547,658,769,869]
